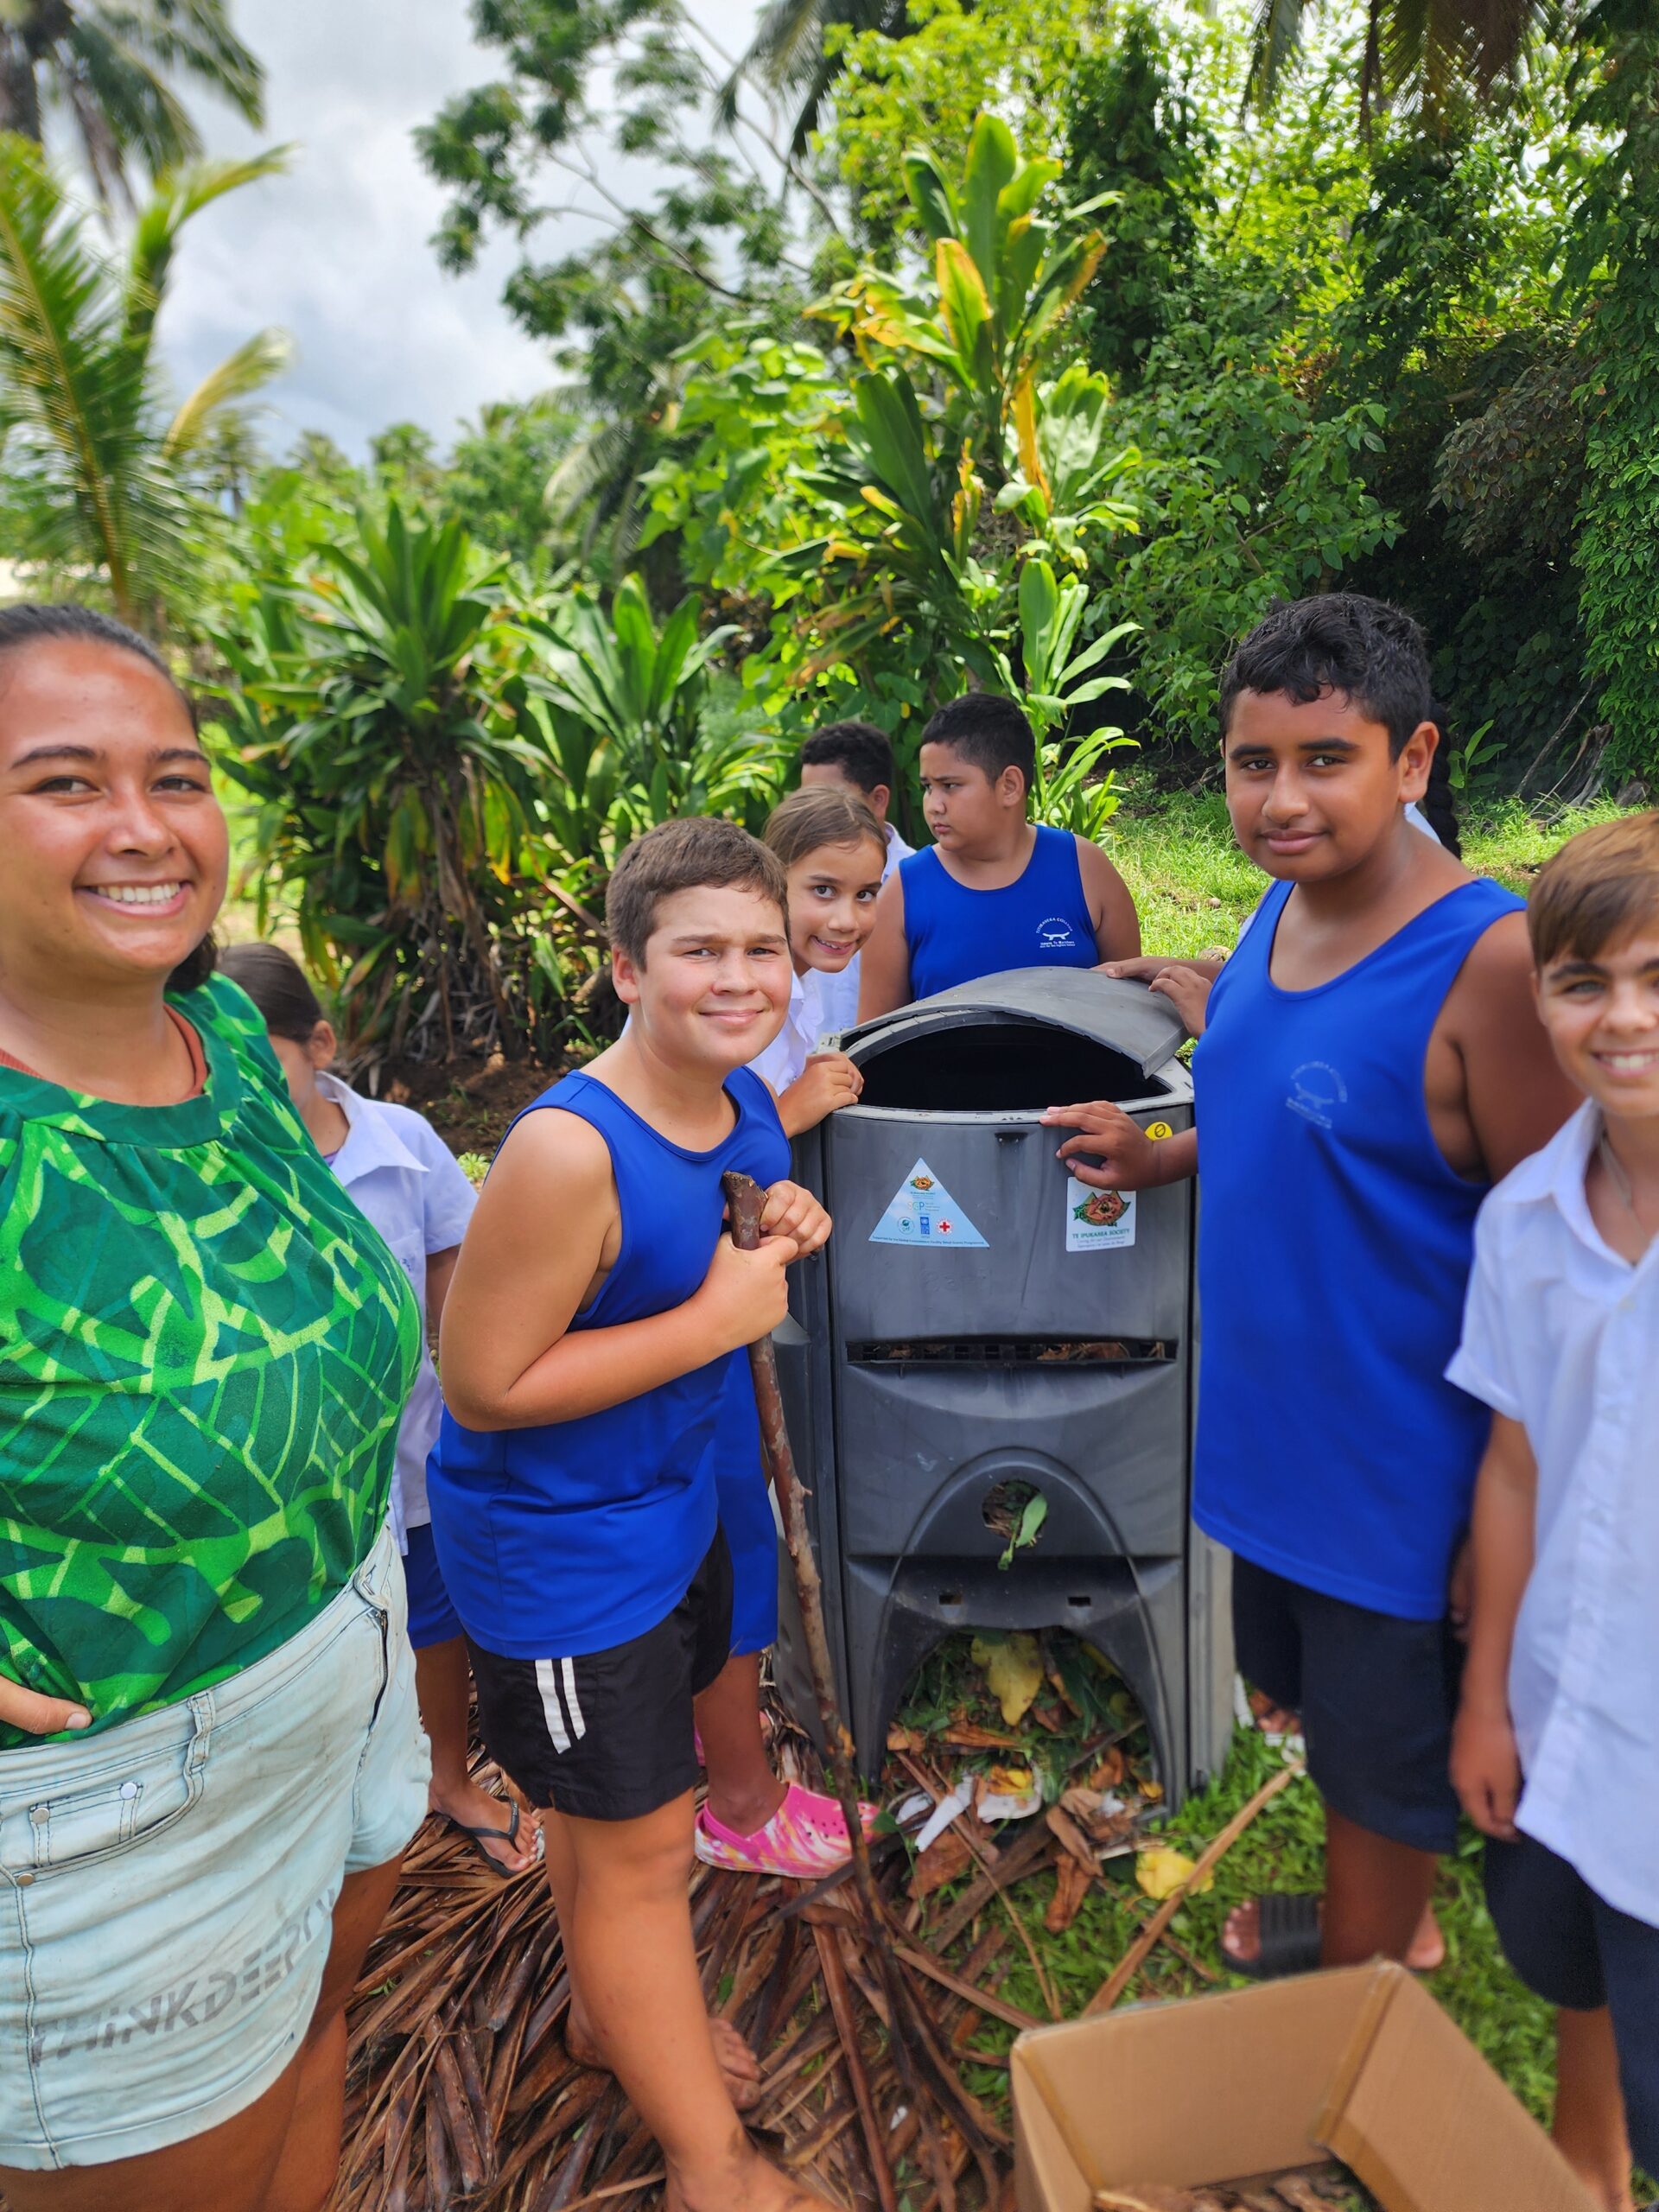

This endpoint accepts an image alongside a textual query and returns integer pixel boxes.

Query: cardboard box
[1012,1961,1596,2212]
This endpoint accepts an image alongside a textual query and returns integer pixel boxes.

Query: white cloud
[158,0,778,460]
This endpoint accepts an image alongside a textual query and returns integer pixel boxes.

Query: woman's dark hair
[1219,594,1434,757]
[216,943,327,1044]
[0,601,218,993]
[1420,704,1463,857]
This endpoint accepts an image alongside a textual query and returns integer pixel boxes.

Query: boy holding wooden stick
[1043,595,1577,1979]
[429,818,834,2212]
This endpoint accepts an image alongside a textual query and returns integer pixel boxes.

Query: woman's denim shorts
[0,1526,429,2171]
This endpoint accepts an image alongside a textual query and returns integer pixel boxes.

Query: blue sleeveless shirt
[428,1065,789,1657]
[1191,876,1523,1620]
[901,826,1097,1000]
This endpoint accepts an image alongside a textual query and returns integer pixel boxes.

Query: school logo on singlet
[1035,916,1079,954]
[1287,1061,1348,1128]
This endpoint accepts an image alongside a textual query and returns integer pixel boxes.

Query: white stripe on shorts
[561,1658,586,1742]
[533,1658,588,1755]
[535,1659,570,1753]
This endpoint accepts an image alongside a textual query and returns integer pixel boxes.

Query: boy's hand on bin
[696,1235,798,1353]
[1098,954,1220,1039]
[1450,1697,1522,1840]
[1042,1101,1164,1191]
[760,1179,831,1258]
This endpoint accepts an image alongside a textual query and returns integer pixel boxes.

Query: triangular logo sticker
[869,1159,988,1248]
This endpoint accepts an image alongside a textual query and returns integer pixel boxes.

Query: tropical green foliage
[1567,0,1659,784]
[209,506,562,1061]
[523,575,783,869]
[209,512,792,1058]
[0,0,264,203]
[0,135,289,628]
[1243,0,1553,123]
[635,116,1143,817]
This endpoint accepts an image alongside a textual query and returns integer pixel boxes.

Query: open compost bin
[775,969,1233,1807]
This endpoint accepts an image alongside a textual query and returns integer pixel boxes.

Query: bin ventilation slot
[855,1020,1171,1112]
[849,1337,1172,1367]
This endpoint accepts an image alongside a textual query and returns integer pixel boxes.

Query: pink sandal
[694,1782,879,1878]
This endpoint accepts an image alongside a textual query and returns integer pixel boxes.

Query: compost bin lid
[849,968,1188,1082]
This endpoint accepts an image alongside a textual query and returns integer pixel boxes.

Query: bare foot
[1221,1897,1445,1974]
[430,1777,541,1875]
[667,2138,840,2212]
[567,2002,764,2112]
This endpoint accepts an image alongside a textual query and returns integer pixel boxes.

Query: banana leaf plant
[1002,559,1137,840]
[823,113,1116,472]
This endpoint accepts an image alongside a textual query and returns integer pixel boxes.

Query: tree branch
[543,145,760,305]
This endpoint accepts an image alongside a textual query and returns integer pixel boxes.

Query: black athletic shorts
[1485,1832,1659,2174]
[1233,1555,1463,1854]
[466,1529,733,1822]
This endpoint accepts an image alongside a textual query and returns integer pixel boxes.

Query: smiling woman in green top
[0,606,430,2211]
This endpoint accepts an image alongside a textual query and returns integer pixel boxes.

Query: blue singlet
[900,826,1097,1000]
[1192,875,1523,1621]
[428,1065,788,1659]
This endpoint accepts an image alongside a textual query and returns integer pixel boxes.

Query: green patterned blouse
[0,975,421,1751]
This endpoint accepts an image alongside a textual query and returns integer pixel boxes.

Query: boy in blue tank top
[1043,596,1577,1983]
[857,692,1140,1018]
[429,818,835,2212]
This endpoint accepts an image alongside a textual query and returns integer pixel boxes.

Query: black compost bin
[772,969,1232,1806]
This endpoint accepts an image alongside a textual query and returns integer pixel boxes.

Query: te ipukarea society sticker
[1066,1185,1137,1253]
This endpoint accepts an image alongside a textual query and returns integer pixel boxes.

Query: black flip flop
[445,1798,542,1878]
[1222,1891,1322,1980]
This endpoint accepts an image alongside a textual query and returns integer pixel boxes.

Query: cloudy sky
[159,0,765,461]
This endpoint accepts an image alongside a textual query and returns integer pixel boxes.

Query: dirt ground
[372,1050,565,1156]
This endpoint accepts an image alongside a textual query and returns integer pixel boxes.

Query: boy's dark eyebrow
[1226,734,1361,760]
[10,741,207,769]
[1544,957,1607,980]
[664,930,788,948]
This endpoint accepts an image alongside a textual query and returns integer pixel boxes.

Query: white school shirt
[747,966,835,1098]
[1446,1100,1659,1929]
[815,822,914,1036]
[319,1073,477,1547]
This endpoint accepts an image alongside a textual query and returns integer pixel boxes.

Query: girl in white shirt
[747,786,887,1131]
[218,944,540,1878]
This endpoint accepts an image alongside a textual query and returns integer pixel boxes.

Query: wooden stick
[722,1173,868,1837]
[723,1173,919,2096]
[813,1923,900,2212]
[1084,1763,1304,2014]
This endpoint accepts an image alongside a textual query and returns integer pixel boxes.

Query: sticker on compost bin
[1066,1185,1137,1253]
[869,1160,988,1249]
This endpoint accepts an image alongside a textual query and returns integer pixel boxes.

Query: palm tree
[722,0,912,155]
[0,0,263,205]
[0,134,291,627]
[1247,0,1555,123]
